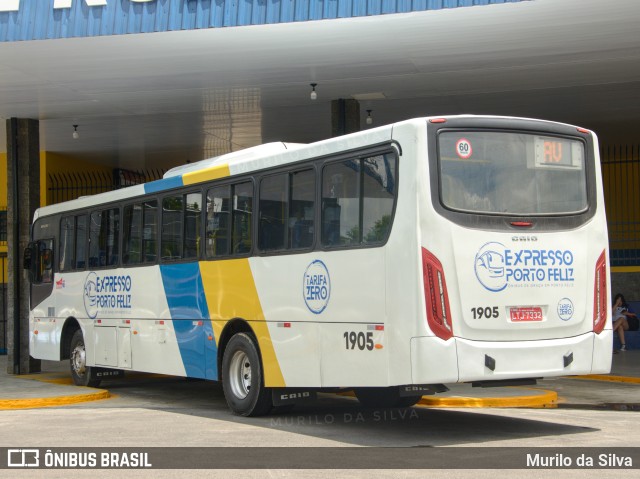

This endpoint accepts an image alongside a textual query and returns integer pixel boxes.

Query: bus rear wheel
[222,333,273,417]
[354,387,422,408]
[69,329,101,388]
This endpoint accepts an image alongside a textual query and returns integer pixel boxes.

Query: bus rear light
[510,221,532,227]
[577,127,590,134]
[429,118,447,124]
[593,250,607,334]
[422,248,453,340]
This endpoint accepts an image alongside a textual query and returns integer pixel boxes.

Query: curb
[417,388,558,409]
[0,372,112,410]
[337,387,558,408]
[568,375,640,384]
[0,389,111,410]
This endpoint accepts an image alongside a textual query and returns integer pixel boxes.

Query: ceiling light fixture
[72,124,79,140]
[366,110,373,125]
[310,83,318,101]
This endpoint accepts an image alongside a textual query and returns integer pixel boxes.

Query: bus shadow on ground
[95,373,597,447]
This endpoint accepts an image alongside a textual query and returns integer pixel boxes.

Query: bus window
[89,211,102,267]
[142,200,158,263]
[290,169,315,249]
[59,216,75,272]
[322,160,360,246]
[232,182,253,254]
[259,174,287,251]
[162,195,183,260]
[438,131,587,215]
[184,193,202,259]
[123,204,143,265]
[89,209,119,267]
[206,186,230,257]
[75,215,87,269]
[321,155,397,247]
[106,209,120,266]
[362,154,396,244]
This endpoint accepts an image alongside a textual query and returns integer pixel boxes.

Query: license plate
[509,307,543,322]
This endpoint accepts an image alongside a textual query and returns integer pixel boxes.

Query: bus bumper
[411,330,612,384]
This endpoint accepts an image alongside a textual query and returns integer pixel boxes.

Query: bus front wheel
[222,332,273,417]
[69,329,101,388]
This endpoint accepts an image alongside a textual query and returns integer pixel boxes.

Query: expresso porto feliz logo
[474,242,575,292]
[303,260,331,314]
[474,242,507,292]
[83,272,133,319]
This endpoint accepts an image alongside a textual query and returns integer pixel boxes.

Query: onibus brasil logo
[474,242,575,292]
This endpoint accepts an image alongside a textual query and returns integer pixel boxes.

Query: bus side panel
[248,255,324,388]
[200,258,287,387]
[160,263,217,379]
[48,266,190,377]
[130,317,191,377]
[250,250,389,388]
[31,269,72,361]
[385,122,430,387]
[316,250,388,388]
[30,317,60,361]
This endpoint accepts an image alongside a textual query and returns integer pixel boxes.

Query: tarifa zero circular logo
[303,260,331,314]
[83,272,98,319]
[474,242,507,292]
[557,298,574,321]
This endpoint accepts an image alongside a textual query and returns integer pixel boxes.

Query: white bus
[25,115,612,416]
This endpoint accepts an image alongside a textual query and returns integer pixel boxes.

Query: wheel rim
[229,350,252,400]
[71,341,87,377]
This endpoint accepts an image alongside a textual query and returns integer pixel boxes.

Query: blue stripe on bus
[144,176,184,194]
[160,263,217,380]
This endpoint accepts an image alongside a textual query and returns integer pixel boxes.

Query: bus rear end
[412,116,611,386]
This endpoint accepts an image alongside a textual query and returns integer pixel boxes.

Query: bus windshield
[438,131,588,215]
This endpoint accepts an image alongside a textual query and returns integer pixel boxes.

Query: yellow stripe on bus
[182,164,231,186]
[200,259,286,388]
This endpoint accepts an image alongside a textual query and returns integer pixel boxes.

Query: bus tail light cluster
[422,248,453,340]
[593,250,607,334]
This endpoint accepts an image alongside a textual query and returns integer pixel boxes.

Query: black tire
[354,387,421,408]
[69,329,101,388]
[222,333,273,416]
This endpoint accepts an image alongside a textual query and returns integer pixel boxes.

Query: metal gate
[48,168,165,204]
[601,144,640,267]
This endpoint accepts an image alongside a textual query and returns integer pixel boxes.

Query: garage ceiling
[1,0,639,170]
